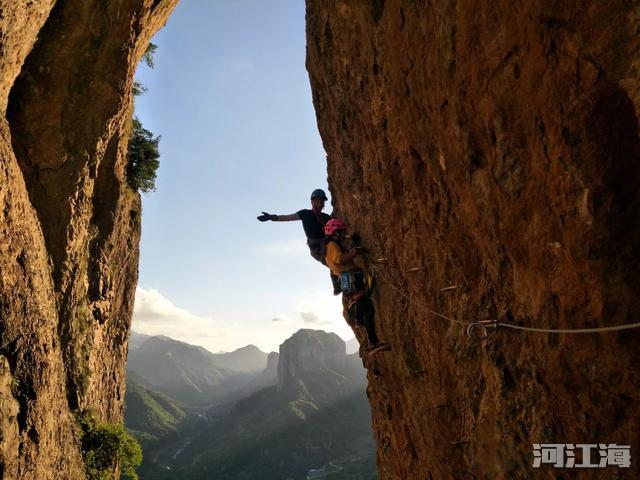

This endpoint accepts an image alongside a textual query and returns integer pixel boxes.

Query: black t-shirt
[297,209,331,240]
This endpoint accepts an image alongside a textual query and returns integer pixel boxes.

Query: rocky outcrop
[307,1,640,479]
[277,329,346,390]
[266,350,279,373]
[0,2,54,114]
[0,1,177,478]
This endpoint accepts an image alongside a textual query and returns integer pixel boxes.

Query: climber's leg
[308,243,325,264]
[358,296,390,355]
[342,294,355,328]
[330,272,341,295]
[358,296,379,345]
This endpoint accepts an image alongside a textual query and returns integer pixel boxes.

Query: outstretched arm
[257,212,300,222]
[274,213,300,221]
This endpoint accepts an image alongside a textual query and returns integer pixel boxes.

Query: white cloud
[300,311,332,325]
[134,287,199,322]
[300,311,319,323]
[132,287,237,349]
[133,286,353,353]
[294,290,353,335]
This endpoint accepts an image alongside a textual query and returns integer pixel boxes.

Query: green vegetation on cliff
[128,42,160,193]
[124,379,186,444]
[126,117,161,193]
[78,414,142,480]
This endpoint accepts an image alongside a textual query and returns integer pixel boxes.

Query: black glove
[257,212,276,222]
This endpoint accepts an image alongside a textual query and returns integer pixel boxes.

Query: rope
[371,262,640,336]
[497,321,640,334]
[373,268,471,326]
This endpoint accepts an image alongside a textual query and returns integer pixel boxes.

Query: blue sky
[131,0,346,352]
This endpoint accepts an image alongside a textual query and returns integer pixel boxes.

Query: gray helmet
[311,188,328,201]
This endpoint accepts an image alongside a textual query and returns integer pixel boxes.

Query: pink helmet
[324,218,347,236]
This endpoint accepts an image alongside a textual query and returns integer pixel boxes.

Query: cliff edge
[3,1,640,479]
[0,1,177,478]
[306,2,640,478]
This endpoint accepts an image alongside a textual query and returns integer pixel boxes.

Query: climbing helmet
[311,189,328,201]
[324,218,348,236]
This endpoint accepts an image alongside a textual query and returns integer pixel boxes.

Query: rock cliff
[306,1,640,479]
[277,329,347,390]
[0,1,177,478]
[4,1,640,479]
[266,350,279,374]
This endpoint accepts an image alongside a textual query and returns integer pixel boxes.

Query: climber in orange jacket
[324,218,390,355]
[257,188,341,294]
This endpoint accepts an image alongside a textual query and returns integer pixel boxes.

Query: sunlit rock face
[0,1,177,477]
[306,1,640,478]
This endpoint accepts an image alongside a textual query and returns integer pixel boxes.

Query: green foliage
[152,386,375,480]
[124,379,186,443]
[132,81,148,97]
[78,414,143,480]
[142,42,158,69]
[127,117,160,193]
[133,43,157,97]
[128,42,160,191]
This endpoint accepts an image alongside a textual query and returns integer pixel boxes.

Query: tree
[78,414,143,480]
[141,42,157,68]
[127,42,161,193]
[132,43,157,96]
[126,117,160,193]
[131,81,148,96]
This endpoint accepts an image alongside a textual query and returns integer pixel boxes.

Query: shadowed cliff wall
[0,1,177,478]
[306,1,640,478]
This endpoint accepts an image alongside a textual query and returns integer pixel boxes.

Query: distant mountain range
[133,329,375,480]
[129,331,152,350]
[127,333,272,406]
[125,330,375,480]
[217,350,280,406]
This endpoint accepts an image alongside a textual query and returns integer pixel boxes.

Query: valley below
[125,330,378,480]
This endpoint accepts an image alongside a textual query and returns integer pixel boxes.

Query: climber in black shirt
[257,189,341,294]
